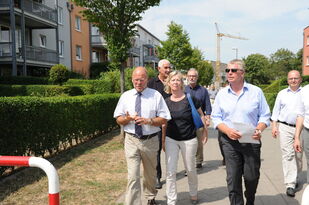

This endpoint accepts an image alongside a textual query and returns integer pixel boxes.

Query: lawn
[0,129,127,205]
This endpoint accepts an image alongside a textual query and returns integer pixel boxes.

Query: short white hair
[158,59,170,68]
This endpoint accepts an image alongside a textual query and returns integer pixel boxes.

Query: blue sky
[139,0,309,63]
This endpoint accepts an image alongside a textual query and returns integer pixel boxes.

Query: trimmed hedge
[0,76,49,85]
[0,85,94,97]
[0,93,119,161]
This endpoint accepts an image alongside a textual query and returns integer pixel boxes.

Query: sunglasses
[225,68,242,73]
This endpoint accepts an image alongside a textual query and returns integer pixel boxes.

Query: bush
[0,76,49,85]
[49,64,69,85]
[0,94,120,163]
[90,62,110,79]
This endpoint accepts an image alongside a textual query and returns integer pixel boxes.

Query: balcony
[144,55,159,63]
[128,47,140,57]
[0,43,58,64]
[0,42,12,57]
[25,45,58,64]
[91,35,107,47]
[23,0,57,24]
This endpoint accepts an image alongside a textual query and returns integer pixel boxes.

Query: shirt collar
[134,87,147,95]
[227,81,248,93]
[287,86,302,93]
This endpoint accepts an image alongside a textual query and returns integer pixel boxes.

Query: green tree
[243,54,271,85]
[196,61,214,86]
[294,48,303,72]
[269,48,297,78]
[72,0,161,93]
[157,21,193,71]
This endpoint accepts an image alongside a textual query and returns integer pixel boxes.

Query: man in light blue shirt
[271,70,303,197]
[211,59,270,205]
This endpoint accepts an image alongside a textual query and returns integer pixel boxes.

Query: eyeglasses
[288,77,300,81]
[225,68,241,73]
[187,75,197,78]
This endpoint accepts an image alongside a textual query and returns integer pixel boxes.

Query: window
[307,56,309,66]
[91,25,100,35]
[59,40,64,57]
[58,7,63,24]
[76,45,82,60]
[307,36,309,46]
[0,26,10,42]
[75,16,81,31]
[40,35,46,47]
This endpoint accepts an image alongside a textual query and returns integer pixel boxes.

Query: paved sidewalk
[118,126,308,205]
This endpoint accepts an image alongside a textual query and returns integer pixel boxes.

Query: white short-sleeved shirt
[271,87,302,125]
[114,87,171,135]
[296,84,309,129]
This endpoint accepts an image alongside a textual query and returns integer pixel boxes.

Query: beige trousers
[195,128,204,164]
[124,133,159,205]
[278,123,303,188]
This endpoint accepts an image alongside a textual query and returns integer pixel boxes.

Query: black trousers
[156,130,162,179]
[219,132,261,205]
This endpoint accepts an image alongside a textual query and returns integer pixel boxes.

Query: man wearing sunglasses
[211,59,270,205]
[271,70,303,197]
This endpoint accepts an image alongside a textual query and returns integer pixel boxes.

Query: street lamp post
[232,47,238,59]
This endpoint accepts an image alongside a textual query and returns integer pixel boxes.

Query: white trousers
[165,137,198,205]
[278,123,303,188]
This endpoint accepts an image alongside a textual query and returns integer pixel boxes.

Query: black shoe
[147,199,157,205]
[196,163,202,169]
[155,178,162,189]
[286,187,295,197]
[222,159,226,166]
[184,171,187,176]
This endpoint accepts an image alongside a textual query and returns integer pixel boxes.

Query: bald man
[271,70,303,197]
[114,67,171,205]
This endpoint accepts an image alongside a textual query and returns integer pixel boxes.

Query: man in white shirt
[271,70,303,197]
[294,83,309,187]
[114,67,171,205]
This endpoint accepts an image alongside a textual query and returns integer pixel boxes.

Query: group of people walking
[113,58,309,205]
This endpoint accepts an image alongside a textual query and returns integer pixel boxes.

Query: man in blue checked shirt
[211,59,270,205]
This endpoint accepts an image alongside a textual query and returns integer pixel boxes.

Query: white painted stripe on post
[302,185,309,205]
[29,157,60,194]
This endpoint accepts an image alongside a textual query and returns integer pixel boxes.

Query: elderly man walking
[271,70,303,197]
[148,59,172,189]
[294,83,309,189]
[114,67,171,205]
[185,68,211,168]
[212,59,270,205]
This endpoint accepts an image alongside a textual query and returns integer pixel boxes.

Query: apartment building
[303,26,309,76]
[0,1,160,78]
[68,2,91,78]
[91,24,160,69]
[0,0,59,76]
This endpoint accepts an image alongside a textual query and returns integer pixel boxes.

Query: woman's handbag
[186,93,204,129]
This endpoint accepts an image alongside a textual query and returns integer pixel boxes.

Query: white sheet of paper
[232,122,260,144]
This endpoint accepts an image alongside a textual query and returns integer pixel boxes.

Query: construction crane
[215,22,248,89]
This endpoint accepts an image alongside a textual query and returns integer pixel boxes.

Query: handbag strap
[186,93,196,110]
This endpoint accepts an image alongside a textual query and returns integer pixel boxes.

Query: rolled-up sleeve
[211,92,224,128]
[257,91,271,126]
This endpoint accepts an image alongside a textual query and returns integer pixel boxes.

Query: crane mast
[215,22,248,89]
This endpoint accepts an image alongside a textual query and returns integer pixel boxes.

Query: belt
[126,132,158,140]
[278,120,296,127]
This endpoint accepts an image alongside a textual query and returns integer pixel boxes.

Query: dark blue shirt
[185,84,212,115]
